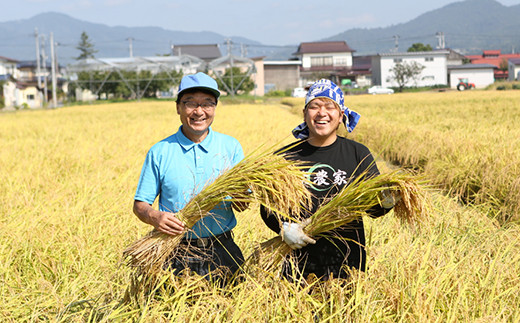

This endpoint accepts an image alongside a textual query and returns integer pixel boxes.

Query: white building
[0,56,19,78]
[508,58,520,81]
[448,64,496,89]
[372,50,450,88]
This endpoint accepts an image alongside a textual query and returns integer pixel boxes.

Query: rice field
[1,92,520,322]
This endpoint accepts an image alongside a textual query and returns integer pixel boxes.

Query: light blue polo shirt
[134,126,244,238]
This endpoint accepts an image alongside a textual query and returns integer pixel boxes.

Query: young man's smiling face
[176,91,217,143]
[303,97,342,146]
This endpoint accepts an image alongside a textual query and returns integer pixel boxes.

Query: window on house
[311,56,333,66]
[393,58,403,63]
[27,94,35,100]
[425,57,434,62]
[334,58,348,66]
[422,76,435,81]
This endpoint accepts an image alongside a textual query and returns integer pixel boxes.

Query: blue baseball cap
[177,72,220,100]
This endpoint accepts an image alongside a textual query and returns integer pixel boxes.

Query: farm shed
[66,55,205,100]
[263,60,301,92]
[448,64,495,89]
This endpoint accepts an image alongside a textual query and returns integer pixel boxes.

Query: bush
[497,85,506,91]
[265,89,291,97]
[513,84,520,90]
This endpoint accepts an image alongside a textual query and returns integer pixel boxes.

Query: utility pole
[393,35,400,52]
[34,28,43,107]
[127,37,134,57]
[40,34,48,106]
[226,39,235,96]
[240,43,248,57]
[50,32,58,108]
[436,32,445,49]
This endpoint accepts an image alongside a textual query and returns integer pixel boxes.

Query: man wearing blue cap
[261,79,397,282]
[133,72,245,284]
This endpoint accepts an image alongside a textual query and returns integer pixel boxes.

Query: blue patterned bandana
[292,79,361,139]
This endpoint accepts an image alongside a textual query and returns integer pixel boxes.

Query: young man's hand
[281,220,316,249]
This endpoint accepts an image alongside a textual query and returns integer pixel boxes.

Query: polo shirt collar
[176,125,214,153]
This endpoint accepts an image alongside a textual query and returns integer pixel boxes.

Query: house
[446,49,466,66]
[263,60,301,92]
[293,41,355,86]
[349,56,372,87]
[372,50,450,88]
[1,56,20,109]
[465,50,520,80]
[508,58,520,81]
[448,64,496,89]
[172,44,222,63]
[0,55,19,78]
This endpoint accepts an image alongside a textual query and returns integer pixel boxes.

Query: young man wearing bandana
[261,79,397,281]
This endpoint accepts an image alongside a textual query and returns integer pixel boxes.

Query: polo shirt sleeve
[232,140,245,165]
[134,148,161,205]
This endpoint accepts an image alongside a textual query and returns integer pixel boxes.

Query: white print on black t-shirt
[307,163,348,192]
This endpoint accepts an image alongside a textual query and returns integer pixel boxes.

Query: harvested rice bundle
[122,145,312,277]
[253,170,429,272]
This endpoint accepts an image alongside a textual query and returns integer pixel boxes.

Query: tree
[499,58,508,72]
[386,61,425,92]
[214,67,255,96]
[0,80,5,108]
[76,31,98,60]
[407,43,433,52]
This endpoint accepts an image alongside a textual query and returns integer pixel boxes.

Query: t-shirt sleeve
[260,205,282,234]
[134,148,160,204]
[355,143,380,179]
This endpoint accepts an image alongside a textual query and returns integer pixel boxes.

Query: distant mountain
[0,12,268,64]
[1,0,519,66]
[325,0,520,55]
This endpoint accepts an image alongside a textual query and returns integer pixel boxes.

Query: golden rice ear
[252,169,429,271]
[123,142,312,294]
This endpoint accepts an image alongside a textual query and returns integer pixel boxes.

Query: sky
[2,0,520,46]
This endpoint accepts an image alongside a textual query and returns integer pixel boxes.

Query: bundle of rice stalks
[122,145,312,278]
[252,170,429,272]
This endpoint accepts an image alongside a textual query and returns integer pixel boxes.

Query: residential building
[349,56,372,87]
[1,56,19,76]
[465,50,520,80]
[372,50,450,88]
[293,41,355,85]
[508,58,520,81]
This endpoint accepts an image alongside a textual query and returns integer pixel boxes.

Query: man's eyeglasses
[182,101,216,111]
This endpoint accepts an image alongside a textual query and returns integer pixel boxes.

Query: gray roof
[172,44,221,61]
[509,58,520,65]
[379,50,450,57]
[448,64,496,70]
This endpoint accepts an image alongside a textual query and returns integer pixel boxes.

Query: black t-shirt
[261,136,387,275]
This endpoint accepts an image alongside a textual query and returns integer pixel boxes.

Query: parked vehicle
[368,86,394,95]
[291,87,307,97]
[457,78,475,91]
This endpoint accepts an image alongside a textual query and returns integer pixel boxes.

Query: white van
[291,87,307,97]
